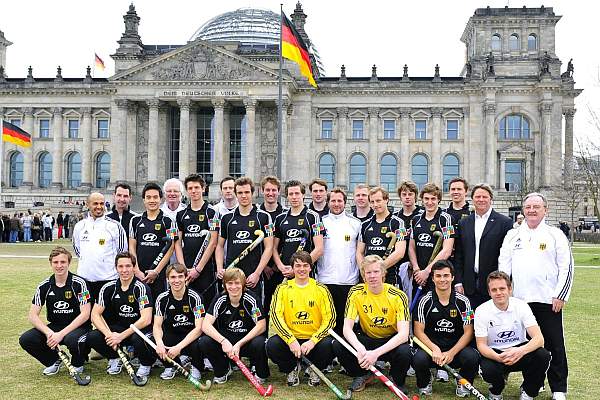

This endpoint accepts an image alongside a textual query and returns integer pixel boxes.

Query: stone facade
[0,5,582,224]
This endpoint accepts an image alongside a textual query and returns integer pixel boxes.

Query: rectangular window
[197,110,214,184]
[352,120,364,139]
[415,120,427,139]
[9,119,21,127]
[446,120,458,139]
[321,119,332,139]
[97,120,109,138]
[505,160,523,192]
[169,107,180,178]
[383,120,395,139]
[39,119,50,138]
[229,110,246,178]
[68,120,79,139]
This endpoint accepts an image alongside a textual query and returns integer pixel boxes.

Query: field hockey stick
[382,231,398,260]
[301,355,352,400]
[56,346,91,386]
[412,336,486,400]
[410,231,443,312]
[130,324,212,391]
[150,236,173,270]
[191,229,211,271]
[230,354,274,397]
[329,330,410,400]
[116,346,148,386]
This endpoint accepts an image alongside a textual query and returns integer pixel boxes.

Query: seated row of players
[21,246,549,400]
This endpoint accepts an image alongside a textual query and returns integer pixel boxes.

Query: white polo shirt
[317,212,362,285]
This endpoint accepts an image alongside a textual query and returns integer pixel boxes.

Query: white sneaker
[136,365,151,378]
[213,367,233,384]
[407,366,416,376]
[255,374,266,385]
[418,380,433,396]
[307,367,321,387]
[552,392,567,400]
[519,389,534,400]
[191,366,201,380]
[456,383,470,397]
[203,358,213,372]
[180,355,191,368]
[436,369,449,382]
[106,358,123,375]
[287,364,300,386]
[42,360,62,376]
[489,394,503,400]
[160,367,176,380]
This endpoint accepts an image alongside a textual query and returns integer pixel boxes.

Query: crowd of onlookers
[0,210,83,243]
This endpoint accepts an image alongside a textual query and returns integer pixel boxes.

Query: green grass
[0,241,598,399]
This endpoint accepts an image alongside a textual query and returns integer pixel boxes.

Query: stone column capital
[539,101,553,115]
[211,98,225,109]
[243,97,257,110]
[53,107,63,116]
[115,99,128,109]
[81,107,92,117]
[483,103,496,115]
[336,107,348,118]
[22,107,34,116]
[399,107,412,118]
[127,101,138,112]
[431,107,444,118]
[311,107,319,118]
[177,98,191,109]
[562,107,576,118]
[368,107,379,118]
[146,99,160,109]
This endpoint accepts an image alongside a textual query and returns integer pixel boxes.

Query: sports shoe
[489,394,503,400]
[323,363,334,373]
[73,366,84,374]
[456,383,470,398]
[191,366,201,380]
[287,364,301,387]
[180,355,191,368]
[519,389,534,400]
[106,358,123,375]
[437,369,449,382]
[213,367,233,384]
[42,360,61,376]
[152,358,163,368]
[203,358,213,372]
[418,377,433,396]
[552,393,567,400]
[307,367,321,387]
[136,365,151,378]
[350,374,372,392]
[375,360,386,370]
[160,367,176,380]
[407,366,416,376]
[255,374,267,385]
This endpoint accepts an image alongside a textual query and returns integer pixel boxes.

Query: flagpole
[277,4,284,179]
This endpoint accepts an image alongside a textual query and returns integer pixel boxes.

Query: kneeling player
[266,251,335,387]
[154,263,205,380]
[413,260,479,397]
[19,247,91,375]
[86,252,156,377]
[332,255,411,393]
[200,267,269,384]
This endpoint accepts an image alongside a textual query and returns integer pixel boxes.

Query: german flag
[281,13,317,88]
[2,120,32,147]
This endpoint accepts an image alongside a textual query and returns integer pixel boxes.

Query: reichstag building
[0,4,581,220]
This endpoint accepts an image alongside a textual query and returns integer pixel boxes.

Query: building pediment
[498,142,534,155]
[111,39,281,83]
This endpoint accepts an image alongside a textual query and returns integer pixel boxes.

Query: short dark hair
[184,173,206,189]
[448,177,469,191]
[487,271,511,288]
[49,246,72,263]
[431,260,454,276]
[166,263,188,277]
[471,183,494,200]
[397,181,418,198]
[290,251,313,268]
[309,178,328,192]
[142,182,163,199]
[114,183,132,195]
[328,187,347,203]
[285,180,306,196]
[115,251,137,268]
[260,176,281,190]
[420,183,442,201]
[220,176,235,189]
[235,176,255,194]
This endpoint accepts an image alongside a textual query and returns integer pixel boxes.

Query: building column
[483,102,496,187]
[540,101,553,188]
[146,99,160,182]
[499,156,506,191]
[157,104,169,183]
[126,101,137,184]
[244,98,257,181]
[431,108,442,187]
[223,105,231,176]
[461,108,470,183]
[209,98,225,199]
[281,102,292,181]
[109,99,127,185]
[177,98,190,180]
[80,107,92,188]
[310,107,318,180]
[336,107,348,189]
[21,107,34,187]
[51,107,63,189]
[563,107,576,187]
[368,107,379,186]
[399,108,411,182]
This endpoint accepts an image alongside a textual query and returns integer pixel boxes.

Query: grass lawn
[0,240,598,399]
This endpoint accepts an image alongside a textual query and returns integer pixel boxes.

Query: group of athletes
[19,173,573,400]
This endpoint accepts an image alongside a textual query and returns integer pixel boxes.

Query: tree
[575,137,600,219]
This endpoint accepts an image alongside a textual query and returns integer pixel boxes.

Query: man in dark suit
[453,183,513,310]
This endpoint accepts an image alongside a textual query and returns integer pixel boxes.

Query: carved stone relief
[136,106,149,184]
[257,105,277,177]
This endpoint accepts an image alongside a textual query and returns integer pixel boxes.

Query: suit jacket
[454,209,513,296]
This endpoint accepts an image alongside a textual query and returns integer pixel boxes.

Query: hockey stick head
[254,229,265,238]
[74,373,92,386]
[263,384,274,397]
[132,374,148,386]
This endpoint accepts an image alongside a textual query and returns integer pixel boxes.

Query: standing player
[19,247,91,375]
[357,187,407,285]
[413,260,479,397]
[200,268,269,384]
[308,178,329,218]
[351,184,373,222]
[154,264,205,380]
[175,174,220,305]
[408,183,455,295]
[129,182,176,299]
[86,252,156,377]
[267,251,335,387]
[332,255,411,393]
[107,183,136,234]
[443,178,472,229]
[475,271,550,400]
[216,177,274,292]
[214,176,238,217]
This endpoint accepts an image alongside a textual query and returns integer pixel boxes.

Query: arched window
[491,34,501,51]
[96,152,111,188]
[38,152,52,188]
[348,153,367,191]
[318,153,335,189]
[9,152,24,187]
[380,154,397,192]
[499,114,530,139]
[509,34,520,51]
[66,152,81,189]
[442,154,460,192]
[527,34,537,51]
[411,154,429,190]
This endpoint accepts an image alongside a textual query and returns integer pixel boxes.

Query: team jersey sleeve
[207,207,220,232]
[311,284,336,343]
[128,216,137,239]
[270,284,296,344]
[392,216,408,242]
[358,221,367,244]
[176,210,185,232]
[73,276,91,306]
[393,288,410,322]
[309,213,323,238]
[207,295,221,317]
[473,306,488,337]
[97,282,113,308]
[274,214,284,240]
[136,282,153,310]
[220,213,232,240]
[245,292,265,323]
[519,300,538,329]
[441,212,457,239]
[553,229,574,302]
[414,295,429,323]
[115,220,128,252]
[259,212,274,238]
[190,291,205,320]
[32,280,48,307]
[154,294,166,317]
[72,222,82,257]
